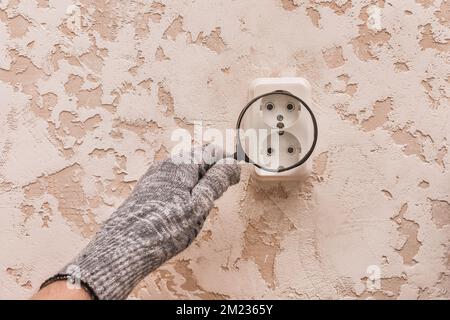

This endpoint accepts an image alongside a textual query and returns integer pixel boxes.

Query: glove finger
[170,144,227,179]
[139,144,228,191]
[190,159,241,220]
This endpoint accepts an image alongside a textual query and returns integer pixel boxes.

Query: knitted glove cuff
[60,241,157,300]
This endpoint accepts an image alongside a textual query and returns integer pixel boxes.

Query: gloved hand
[41,146,241,300]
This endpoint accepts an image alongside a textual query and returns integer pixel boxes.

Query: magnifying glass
[234,90,318,173]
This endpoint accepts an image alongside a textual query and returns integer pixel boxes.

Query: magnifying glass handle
[222,152,239,161]
[230,150,250,163]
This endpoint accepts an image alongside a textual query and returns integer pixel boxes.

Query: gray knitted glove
[43,146,240,300]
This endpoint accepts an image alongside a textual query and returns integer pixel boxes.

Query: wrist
[33,278,93,300]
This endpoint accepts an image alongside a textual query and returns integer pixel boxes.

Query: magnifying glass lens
[236,92,317,173]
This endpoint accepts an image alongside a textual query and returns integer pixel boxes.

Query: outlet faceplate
[248,77,313,181]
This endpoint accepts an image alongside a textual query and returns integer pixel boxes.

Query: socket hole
[278,131,285,136]
[266,103,274,111]
[276,122,284,129]
[267,147,273,155]
[286,103,295,111]
[277,114,284,121]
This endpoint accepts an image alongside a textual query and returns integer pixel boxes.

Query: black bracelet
[40,274,99,300]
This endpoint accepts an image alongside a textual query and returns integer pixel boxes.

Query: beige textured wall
[0,0,449,299]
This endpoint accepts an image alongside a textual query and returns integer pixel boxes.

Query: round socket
[259,131,302,170]
[260,94,301,129]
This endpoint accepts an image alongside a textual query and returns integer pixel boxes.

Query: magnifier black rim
[236,90,318,173]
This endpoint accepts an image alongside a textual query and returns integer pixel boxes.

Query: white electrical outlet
[248,77,313,181]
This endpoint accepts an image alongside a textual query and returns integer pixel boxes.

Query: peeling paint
[392,204,421,266]
[351,3,392,61]
[430,199,450,229]
[322,46,346,68]
[361,97,393,131]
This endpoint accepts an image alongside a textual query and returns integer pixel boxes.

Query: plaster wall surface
[0,0,449,299]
